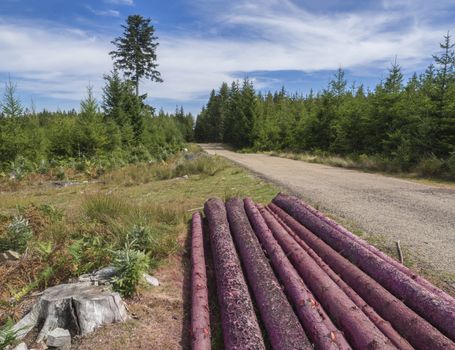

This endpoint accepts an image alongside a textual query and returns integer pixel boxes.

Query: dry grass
[266,151,455,187]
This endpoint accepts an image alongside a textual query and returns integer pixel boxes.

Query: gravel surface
[202,144,455,283]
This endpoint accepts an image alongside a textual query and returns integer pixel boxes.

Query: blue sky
[0,0,454,115]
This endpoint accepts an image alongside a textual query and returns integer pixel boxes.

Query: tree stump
[13,282,128,341]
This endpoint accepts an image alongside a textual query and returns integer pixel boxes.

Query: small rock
[182,175,189,179]
[0,250,20,262]
[143,273,160,287]
[78,266,117,284]
[95,266,118,280]
[13,342,28,350]
[31,341,48,350]
[46,328,71,349]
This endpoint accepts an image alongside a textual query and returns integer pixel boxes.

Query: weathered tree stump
[13,282,128,341]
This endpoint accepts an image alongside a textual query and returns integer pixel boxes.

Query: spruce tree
[110,15,162,96]
[433,32,455,111]
[330,67,347,98]
[102,70,129,126]
[1,79,23,118]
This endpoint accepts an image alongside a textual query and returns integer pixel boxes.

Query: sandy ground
[202,144,455,286]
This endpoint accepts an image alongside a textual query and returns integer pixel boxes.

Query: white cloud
[104,0,134,6]
[86,6,120,17]
[0,20,111,102]
[0,0,453,113]
[150,0,449,101]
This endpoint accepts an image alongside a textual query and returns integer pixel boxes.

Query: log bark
[204,198,265,350]
[226,198,311,350]
[273,193,454,303]
[244,199,351,350]
[12,283,128,342]
[269,203,455,350]
[260,205,396,350]
[266,206,412,350]
[191,212,211,350]
[273,194,455,340]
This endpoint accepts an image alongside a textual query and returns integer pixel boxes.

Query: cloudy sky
[0,0,453,115]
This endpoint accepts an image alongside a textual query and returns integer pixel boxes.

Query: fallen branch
[395,240,404,264]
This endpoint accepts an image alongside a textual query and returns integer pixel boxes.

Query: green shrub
[55,167,66,180]
[414,154,444,177]
[111,239,150,298]
[446,152,455,179]
[38,204,63,222]
[0,216,33,253]
[0,318,20,350]
[38,159,49,174]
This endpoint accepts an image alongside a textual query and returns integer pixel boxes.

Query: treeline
[0,71,194,173]
[195,34,455,177]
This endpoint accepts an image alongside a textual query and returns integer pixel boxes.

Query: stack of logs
[190,193,455,350]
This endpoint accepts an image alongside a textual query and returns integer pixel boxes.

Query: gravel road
[202,144,455,284]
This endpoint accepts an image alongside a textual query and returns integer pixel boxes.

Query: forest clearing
[1,1,455,349]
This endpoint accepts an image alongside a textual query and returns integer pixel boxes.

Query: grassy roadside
[257,150,455,188]
[0,146,278,349]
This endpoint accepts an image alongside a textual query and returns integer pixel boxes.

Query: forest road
[201,144,455,289]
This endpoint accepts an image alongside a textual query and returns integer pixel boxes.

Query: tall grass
[267,151,455,180]
[102,152,229,185]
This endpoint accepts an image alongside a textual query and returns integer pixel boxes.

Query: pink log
[272,194,455,341]
[191,212,211,350]
[259,205,396,350]
[244,198,351,350]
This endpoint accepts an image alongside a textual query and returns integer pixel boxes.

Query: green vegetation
[0,216,32,253]
[0,148,278,323]
[195,33,455,179]
[112,241,150,298]
[0,319,20,350]
[0,15,194,180]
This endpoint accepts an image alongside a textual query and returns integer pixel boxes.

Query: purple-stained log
[226,198,311,350]
[244,198,351,350]
[190,212,211,350]
[259,205,396,350]
[273,193,454,304]
[272,194,455,341]
[269,202,455,350]
[204,198,265,350]
[266,206,413,350]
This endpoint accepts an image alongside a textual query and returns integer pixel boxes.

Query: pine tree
[1,79,23,118]
[80,84,98,118]
[103,70,129,126]
[330,67,347,98]
[384,58,403,94]
[76,85,107,156]
[239,79,258,148]
[433,32,455,112]
[431,32,455,156]
[110,15,162,96]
